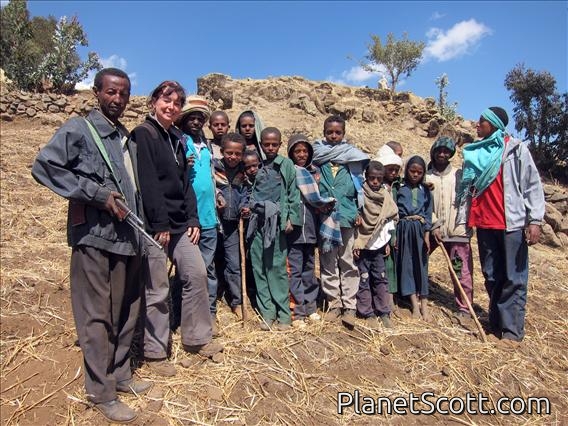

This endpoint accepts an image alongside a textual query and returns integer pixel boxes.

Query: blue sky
[19,1,568,122]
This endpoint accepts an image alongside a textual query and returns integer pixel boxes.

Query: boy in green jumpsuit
[248,127,301,330]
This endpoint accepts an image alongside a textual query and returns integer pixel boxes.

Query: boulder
[362,109,377,123]
[424,97,436,108]
[315,82,334,95]
[427,119,440,138]
[322,94,339,109]
[415,109,433,124]
[38,112,64,126]
[197,73,232,100]
[403,119,416,130]
[394,92,411,103]
[54,97,67,107]
[557,232,568,248]
[354,88,378,101]
[353,87,392,102]
[25,107,36,117]
[257,84,292,102]
[385,103,396,113]
[210,87,233,109]
[299,96,318,117]
[122,110,139,119]
[546,188,568,203]
[406,92,422,106]
[312,96,327,114]
[328,103,356,120]
[560,216,568,234]
[0,113,13,121]
[545,203,564,231]
[540,223,562,248]
[375,89,392,101]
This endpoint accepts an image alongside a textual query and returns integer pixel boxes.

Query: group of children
[180,97,472,332]
[31,68,536,421]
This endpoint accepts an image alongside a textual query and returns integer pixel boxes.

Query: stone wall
[0,90,148,127]
[541,184,568,248]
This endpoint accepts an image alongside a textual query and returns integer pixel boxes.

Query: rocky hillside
[1,74,566,248]
[1,73,476,152]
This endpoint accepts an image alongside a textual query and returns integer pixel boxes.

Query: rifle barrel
[116,199,162,250]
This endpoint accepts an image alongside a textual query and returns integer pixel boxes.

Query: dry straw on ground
[1,119,567,425]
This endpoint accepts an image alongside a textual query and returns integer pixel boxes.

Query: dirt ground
[1,119,567,425]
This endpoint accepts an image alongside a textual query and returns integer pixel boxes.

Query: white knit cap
[373,145,403,167]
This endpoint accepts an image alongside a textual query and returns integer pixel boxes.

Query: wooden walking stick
[436,237,487,342]
[239,217,248,323]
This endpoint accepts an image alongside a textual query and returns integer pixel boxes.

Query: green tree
[33,16,101,93]
[29,15,57,60]
[0,0,36,89]
[1,1,100,93]
[505,63,568,182]
[362,32,425,94]
[435,73,458,121]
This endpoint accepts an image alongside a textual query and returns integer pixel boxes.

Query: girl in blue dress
[395,156,433,321]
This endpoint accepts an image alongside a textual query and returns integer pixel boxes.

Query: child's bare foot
[420,298,431,322]
[410,294,421,319]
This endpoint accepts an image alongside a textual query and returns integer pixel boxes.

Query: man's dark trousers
[70,245,142,404]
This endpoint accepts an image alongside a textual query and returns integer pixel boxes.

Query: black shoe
[342,309,357,327]
[324,308,342,321]
[184,342,224,357]
[94,399,137,424]
[259,319,274,331]
[116,379,152,395]
[380,314,393,329]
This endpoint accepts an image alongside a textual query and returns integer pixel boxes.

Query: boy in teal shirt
[177,96,220,330]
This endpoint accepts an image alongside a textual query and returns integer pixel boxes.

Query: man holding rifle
[32,68,150,424]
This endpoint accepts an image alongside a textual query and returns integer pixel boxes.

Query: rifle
[115,198,162,250]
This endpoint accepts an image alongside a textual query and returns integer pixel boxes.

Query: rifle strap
[84,118,125,197]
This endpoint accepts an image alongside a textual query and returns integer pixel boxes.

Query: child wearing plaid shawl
[287,134,336,328]
[312,116,369,324]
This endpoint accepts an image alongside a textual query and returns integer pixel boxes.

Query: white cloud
[101,54,128,70]
[430,11,445,21]
[424,19,492,62]
[0,0,9,9]
[326,64,388,87]
[75,54,136,91]
[75,77,95,91]
[127,72,138,88]
[325,76,347,86]
[342,66,377,83]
